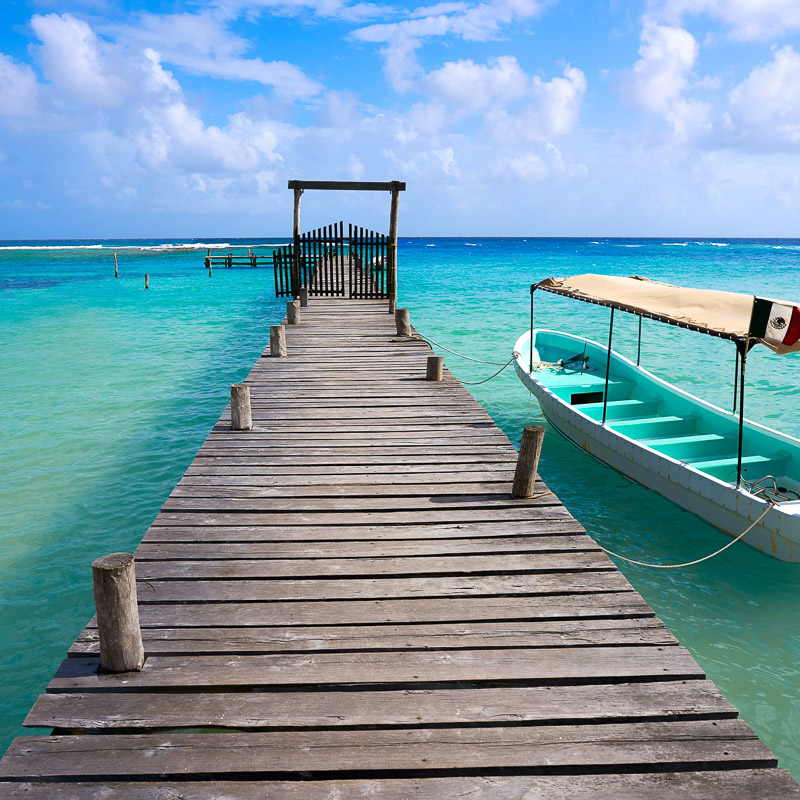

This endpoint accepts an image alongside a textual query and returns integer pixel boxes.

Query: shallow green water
[1,237,799,776]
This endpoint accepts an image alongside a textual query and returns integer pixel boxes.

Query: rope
[595,502,774,569]
[413,333,509,365]
[458,356,516,385]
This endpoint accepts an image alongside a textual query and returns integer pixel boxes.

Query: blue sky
[2,0,800,237]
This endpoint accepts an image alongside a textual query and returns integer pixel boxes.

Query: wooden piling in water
[91,553,144,673]
[114,252,118,278]
[511,425,545,498]
[230,384,252,431]
[395,308,411,336]
[426,355,443,381]
[144,274,149,290]
[270,324,287,357]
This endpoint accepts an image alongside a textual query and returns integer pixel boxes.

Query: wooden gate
[274,221,391,300]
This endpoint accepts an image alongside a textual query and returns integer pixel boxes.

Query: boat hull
[514,329,800,563]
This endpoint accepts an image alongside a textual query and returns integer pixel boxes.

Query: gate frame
[287,180,406,310]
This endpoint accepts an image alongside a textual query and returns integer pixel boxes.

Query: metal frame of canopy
[528,279,756,489]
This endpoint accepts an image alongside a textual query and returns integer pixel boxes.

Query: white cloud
[425,56,529,115]
[651,0,800,41]
[619,21,711,141]
[114,12,322,98]
[622,22,698,115]
[483,64,587,142]
[218,0,388,23]
[0,54,40,120]
[725,45,800,150]
[31,13,123,107]
[353,0,545,91]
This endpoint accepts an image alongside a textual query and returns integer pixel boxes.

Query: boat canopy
[535,274,800,355]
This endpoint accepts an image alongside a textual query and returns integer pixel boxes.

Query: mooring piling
[91,553,144,673]
[512,425,546,498]
[270,324,287,357]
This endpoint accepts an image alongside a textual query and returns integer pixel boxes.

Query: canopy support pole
[636,316,642,367]
[736,339,748,488]
[733,347,739,413]
[529,285,535,374]
[602,307,615,425]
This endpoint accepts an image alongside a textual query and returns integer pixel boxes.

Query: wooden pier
[1,289,799,796]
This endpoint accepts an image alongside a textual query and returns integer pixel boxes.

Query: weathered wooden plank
[133,571,629,603]
[27,679,731,730]
[183,465,520,478]
[134,535,597,559]
[48,646,702,692]
[0,721,774,779]
[134,552,613,581]
[151,508,575,527]
[168,482,528,499]
[142,519,586,542]
[129,592,652,627]
[177,471,518,486]
[69,617,678,656]
[190,454,519,466]
[3,772,799,800]
[159,495,558,513]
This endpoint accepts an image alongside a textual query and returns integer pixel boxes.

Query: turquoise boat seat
[609,415,698,438]
[579,398,662,422]
[641,433,735,460]
[687,453,789,482]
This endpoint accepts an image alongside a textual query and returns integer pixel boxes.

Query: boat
[513,274,800,562]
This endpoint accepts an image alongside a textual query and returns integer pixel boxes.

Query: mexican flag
[751,297,800,351]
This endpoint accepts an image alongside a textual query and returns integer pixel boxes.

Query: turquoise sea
[1,237,799,776]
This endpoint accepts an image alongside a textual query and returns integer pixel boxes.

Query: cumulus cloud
[425,56,529,115]
[725,46,800,150]
[353,0,545,90]
[619,21,711,141]
[0,54,40,120]
[116,12,322,98]
[483,64,587,142]
[31,13,124,107]
[650,0,800,41]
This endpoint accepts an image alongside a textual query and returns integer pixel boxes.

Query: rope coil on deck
[595,501,774,568]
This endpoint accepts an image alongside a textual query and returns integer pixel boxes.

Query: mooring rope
[458,356,516,385]
[595,501,774,568]
[412,333,509,365]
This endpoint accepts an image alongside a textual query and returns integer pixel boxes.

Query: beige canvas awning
[535,274,800,355]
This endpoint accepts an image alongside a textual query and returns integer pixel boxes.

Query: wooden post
[299,286,309,308]
[230,384,252,431]
[395,308,410,336]
[114,252,118,278]
[144,274,149,290]
[292,187,302,298]
[270,325,287,357]
[388,181,400,313]
[426,355,443,381]
[92,553,144,673]
[208,262,212,277]
[511,426,545,498]
[287,300,300,325]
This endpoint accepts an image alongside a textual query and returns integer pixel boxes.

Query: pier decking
[1,293,798,797]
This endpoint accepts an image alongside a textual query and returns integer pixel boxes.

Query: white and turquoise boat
[513,274,800,562]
